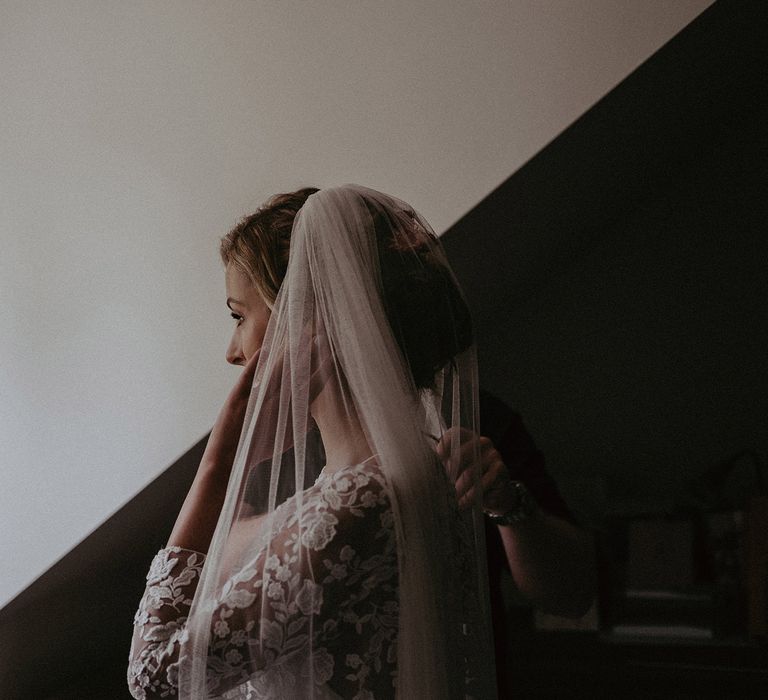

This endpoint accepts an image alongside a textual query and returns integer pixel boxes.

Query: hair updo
[220,187,472,390]
[220,187,320,308]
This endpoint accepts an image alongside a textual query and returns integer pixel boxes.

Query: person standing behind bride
[128,185,497,699]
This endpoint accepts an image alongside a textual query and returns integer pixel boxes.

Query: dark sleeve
[479,390,576,525]
[479,391,579,692]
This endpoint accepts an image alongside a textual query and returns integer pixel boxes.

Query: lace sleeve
[128,546,206,699]
[128,464,398,699]
[205,464,398,698]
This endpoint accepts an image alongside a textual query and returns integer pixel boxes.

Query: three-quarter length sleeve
[127,546,206,699]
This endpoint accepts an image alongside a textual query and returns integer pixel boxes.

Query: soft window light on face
[224,264,271,365]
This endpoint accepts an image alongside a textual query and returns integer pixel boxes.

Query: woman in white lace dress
[128,185,495,699]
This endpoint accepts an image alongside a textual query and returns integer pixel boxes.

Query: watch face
[490,481,536,524]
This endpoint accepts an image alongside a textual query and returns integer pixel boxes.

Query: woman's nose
[226,334,244,366]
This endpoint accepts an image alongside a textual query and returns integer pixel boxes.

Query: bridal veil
[180,185,496,698]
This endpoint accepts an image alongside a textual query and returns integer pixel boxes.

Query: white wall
[0,0,713,606]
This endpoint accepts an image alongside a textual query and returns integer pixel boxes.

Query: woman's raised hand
[200,350,261,475]
[167,351,262,552]
[436,427,515,514]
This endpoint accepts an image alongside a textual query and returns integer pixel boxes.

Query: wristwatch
[485,480,537,526]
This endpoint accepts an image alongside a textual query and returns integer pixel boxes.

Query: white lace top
[128,462,399,699]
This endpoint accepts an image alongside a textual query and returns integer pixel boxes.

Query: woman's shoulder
[315,459,387,486]
[288,460,394,554]
[312,460,391,512]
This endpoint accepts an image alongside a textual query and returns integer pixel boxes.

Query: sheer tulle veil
[180,185,496,698]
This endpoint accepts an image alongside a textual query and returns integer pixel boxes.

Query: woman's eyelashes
[230,312,244,324]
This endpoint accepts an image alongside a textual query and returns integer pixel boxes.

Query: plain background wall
[482,117,768,522]
[0,0,713,606]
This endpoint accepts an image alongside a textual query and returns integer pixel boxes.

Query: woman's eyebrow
[226,297,244,310]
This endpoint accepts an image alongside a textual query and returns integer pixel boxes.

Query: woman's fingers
[458,485,477,510]
[202,350,262,471]
[438,430,514,512]
[457,435,493,472]
[454,467,476,499]
[437,427,483,477]
[482,459,516,513]
[446,432,509,512]
[436,427,473,457]
[482,459,505,489]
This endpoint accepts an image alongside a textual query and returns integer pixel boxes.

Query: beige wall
[0,0,713,605]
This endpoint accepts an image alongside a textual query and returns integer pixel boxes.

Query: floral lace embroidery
[128,547,205,699]
[128,463,398,699]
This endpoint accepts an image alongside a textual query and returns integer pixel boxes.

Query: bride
[128,185,496,699]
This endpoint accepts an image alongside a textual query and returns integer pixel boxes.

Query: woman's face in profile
[224,264,271,365]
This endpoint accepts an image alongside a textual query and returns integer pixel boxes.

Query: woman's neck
[311,378,373,474]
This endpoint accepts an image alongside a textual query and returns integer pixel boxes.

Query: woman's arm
[495,506,596,617]
[128,546,205,699]
[440,429,596,618]
[167,352,259,553]
[129,465,398,700]
[127,355,258,698]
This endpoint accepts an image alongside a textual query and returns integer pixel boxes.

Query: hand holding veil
[171,185,496,698]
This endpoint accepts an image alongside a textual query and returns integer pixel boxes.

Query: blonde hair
[219,187,319,308]
[221,186,471,389]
